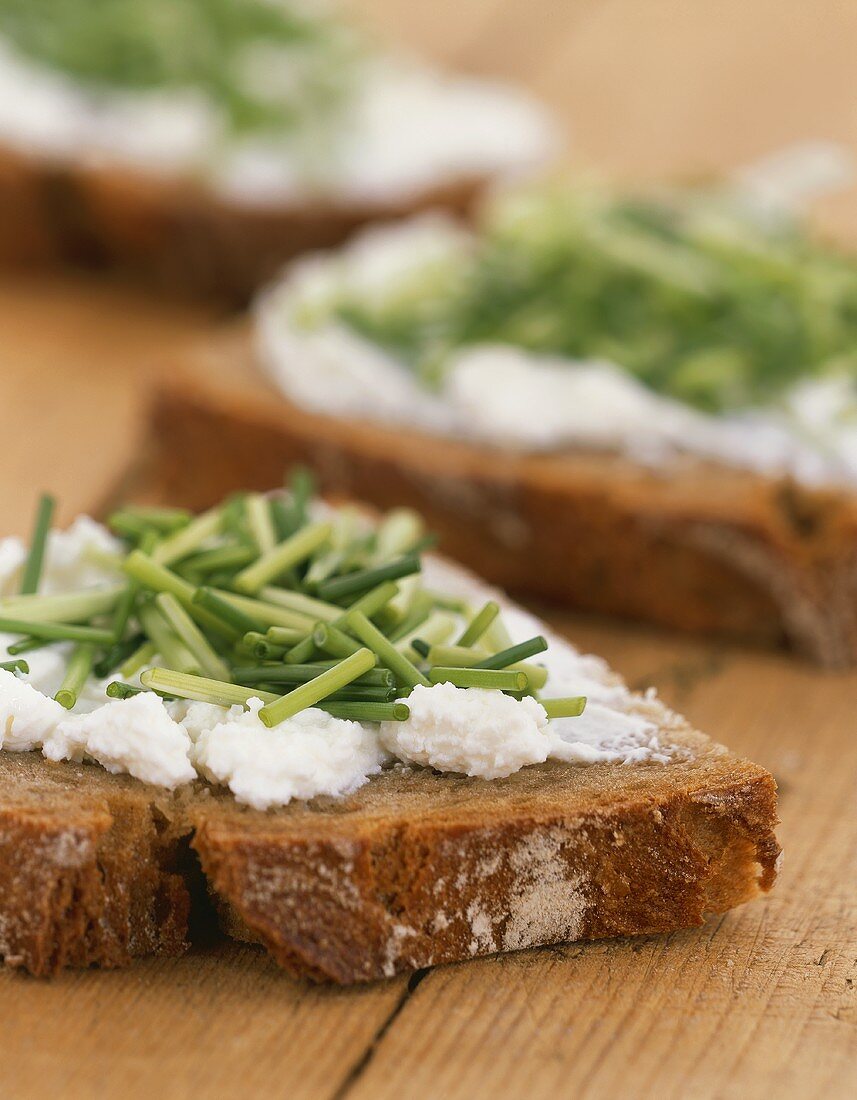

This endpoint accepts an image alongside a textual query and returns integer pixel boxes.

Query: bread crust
[147,329,857,667]
[0,145,483,302]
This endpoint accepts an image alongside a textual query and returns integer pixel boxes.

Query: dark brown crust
[146,328,857,666]
[0,145,483,302]
[0,753,193,976]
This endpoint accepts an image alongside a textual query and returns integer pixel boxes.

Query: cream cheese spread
[0,520,670,807]
[0,40,556,205]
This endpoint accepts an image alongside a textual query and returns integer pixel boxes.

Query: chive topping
[20,492,55,595]
[0,617,114,645]
[428,667,529,692]
[316,554,420,603]
[0,659,29,674]
[344,611,430,690]
[141,668,279,708]
[55,644,94,709]
[258,648,377,727]
[233,521,332,594]
[457,601,500,647]
[540,696,587,719]
[475,636,549,670]
[155,593,231,681]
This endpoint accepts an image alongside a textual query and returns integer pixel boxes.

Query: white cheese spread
[0,522,669,807]
[0,41,556,205]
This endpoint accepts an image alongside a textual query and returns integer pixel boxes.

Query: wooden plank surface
[2,2,857,1097]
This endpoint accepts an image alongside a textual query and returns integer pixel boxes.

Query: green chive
[319,701,410,722]
[395,611,457,662]
[137,604,199,676]
[242,631,288,659]
[387,591,433,642]
[120,505,191,531]
[343,580,401,619]
[428,667,528,691]
[180,544,256,575]
[233,521,332,594]
[246,494,277,554]
[370,509,424,565]
[140,668,279,707]
[151,507,223,566]
[93,633,146,679]
[511,662,548,691]
[0,617,113,644]
[155,593,231,681]
[119,639,157,679]
[423,643,483,667]
[6,637,51,656]
[55,644,94,709]
[124,550,196,604]
[540,696,587,719]
[0,659,29,674]
[264,626,309,647]
[106,681,146,699]
[258,648,376,727]
[20,493,55,595]
[457,601,500,647]
[259,586,341,622]
[0,586,124,624]
[191,587,258,638]
[232,664,394,688]
[312,622,362,658]
[344,612,430,690]
[317,554,421,604]
[211,590,315,631]
[281,633,319,666]
[475,636,548,670]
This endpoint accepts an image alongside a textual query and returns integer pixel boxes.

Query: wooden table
[2,3,857,1096]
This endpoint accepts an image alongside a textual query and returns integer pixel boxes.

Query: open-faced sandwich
[0,477,779,980]
[151,161,857,665]
[0,0,555,299]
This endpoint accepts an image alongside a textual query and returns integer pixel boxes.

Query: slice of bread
[0,146,483,302]
[147,328,857,667]
[0,579,779,982]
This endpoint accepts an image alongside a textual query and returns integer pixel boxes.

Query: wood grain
[2,1,857,1097]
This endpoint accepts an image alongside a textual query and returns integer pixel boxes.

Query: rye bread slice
[0,693,779,981]
[145,328,857,667]
[0,146,483,302]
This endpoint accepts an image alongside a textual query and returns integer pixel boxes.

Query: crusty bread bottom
[0,146,482,303]
[147,329,857,666]
[0,719,779,982]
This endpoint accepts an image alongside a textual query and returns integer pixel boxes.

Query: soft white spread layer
[0,41,556,204]
[256,213,857,488]
[0,521,670,808]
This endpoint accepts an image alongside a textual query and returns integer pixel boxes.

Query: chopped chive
[106,681,146,699]
[475,636,548,670]
[269,496,297,541]
[120,505,191,531]
[151,507,223,566]
[20,493,55,595]
[540,696,587,719]
[259,586,341,622]
[312,622,362,658]
[258,648,376,727]
[233,521,332,594]
[457,601,500,647]
[344,611,430,690]
[233,664,394,688]
[411,639,430,659]
[263,626,307,647]
[281,633,319,666]
[288,467,315,526]
[108,513,161,542]
[343,580,401,619]
[242,631,288,659]
[511,662,548,691]
[155,593,231,681]
[424,590,469,614]
[191,588,257,638]
[428,667,528,691]
[93,633,146,679]
[141,668,279,708]
[137,604,199,676]
[110,528,156,642]
[483,614,515,653]
[317,555,421,604]
[246,494,277,554]
[119,639,157,679]
[212,590,315,631]
[424,643,484,668]
[124,550,196,605]
[0,659,29,674]
[55,644,94,709]
[181,544,256,575]
[0,617,113,644]
[319,701,409,722]
[387,591,433,643]
[0,586,124,624]
[395,611,457,662]
[6,637,51,656]
[370,509,424,565]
